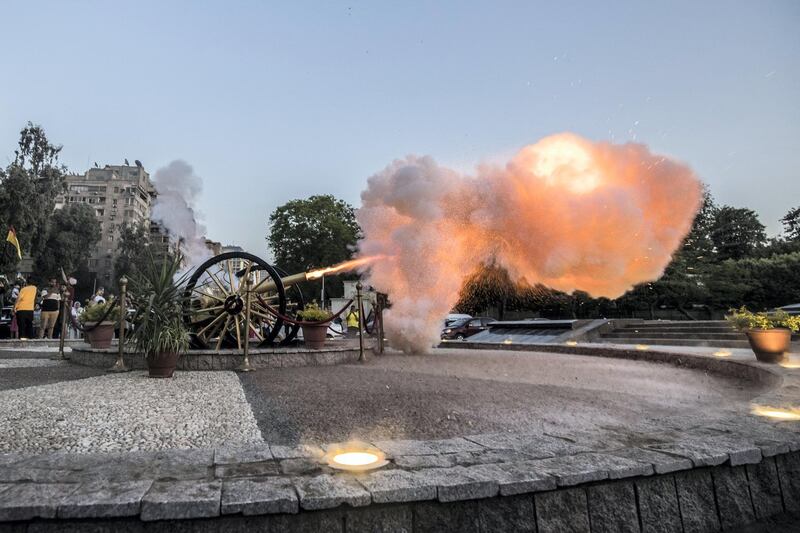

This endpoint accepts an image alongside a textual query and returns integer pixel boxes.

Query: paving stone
[357,469,436,504]
[269,444,324,460]
[215,461,280,478]
[477,494,536,532]
[712,465,756,529]
[610,447,693,474]
[57,480,153,519]
[140,480,221,521]
[450,448,536,466]
[0,466,81,483]
[465,433,587,459]
[425,438,485,454]
[635,475,682,533]
[345,505,413,532]
[91,449,214,482]
[776,451,800,513]
[27,519,145,532]
[221,477,298,515]
[371,439,438,457]
[394,454,455,469]
[674,469,720,532]
[269,509,344,532]
[534,488,590,533]
[0,482,79,520]
[280,457,325,476]
[414,466,499,502]
[294,475,371,510]
[747,457,784,519]
[587,482,639,533]
[647,441,729,468]
[413,500,481,533]
[528,452,651,487]
[463,462,556,496]
[214,444,273,464]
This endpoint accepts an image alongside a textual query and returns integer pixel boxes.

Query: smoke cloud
[151,160,210,270]
[357,133,702,353]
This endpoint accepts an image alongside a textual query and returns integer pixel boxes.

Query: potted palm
[128,253,190,378]
[726,307,800,363]
[297,302,333,349]
[79,300,117,349]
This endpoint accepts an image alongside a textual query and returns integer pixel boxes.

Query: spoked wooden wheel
[183,252,293,349]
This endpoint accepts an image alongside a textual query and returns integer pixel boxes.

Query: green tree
[0,123,66,273]
[454,264,516,318]
[34,203,101,279]
[114,222,153,283]
[709,206,766,261]
[781,206,800,242]
[267,195,361,298]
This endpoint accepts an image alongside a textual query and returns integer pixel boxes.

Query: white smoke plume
[357,133,702,353]
[151,160,210,270]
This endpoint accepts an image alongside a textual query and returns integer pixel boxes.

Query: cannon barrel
[252,271,309,294]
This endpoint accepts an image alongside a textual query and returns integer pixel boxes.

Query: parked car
[441,316,495,340]
[443,313,472,329]
[0,306,12,339]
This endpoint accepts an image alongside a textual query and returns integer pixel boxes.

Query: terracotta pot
[746,329,791,363]
[147,351,181,378]
[84,321,115,349]
[302,323,329,349]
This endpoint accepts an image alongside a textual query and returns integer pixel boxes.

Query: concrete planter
[83,321,115,349]
[746,328,791,363]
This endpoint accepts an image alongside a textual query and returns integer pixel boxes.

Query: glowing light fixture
[779,357,800,369]
[751,406,800,421]
[635,344,649,351]
[323,441,388,472]
[565,340,578,346]
[503,338,513,345]
[713,350,732,357]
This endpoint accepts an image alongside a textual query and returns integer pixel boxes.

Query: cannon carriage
[182,251,310,349]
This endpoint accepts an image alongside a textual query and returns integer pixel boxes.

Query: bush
[297,302,332,322]
[725,307,800,332]
[78,300,117,324]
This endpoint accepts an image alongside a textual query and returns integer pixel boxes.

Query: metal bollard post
[377,293,385,355]
[52,285,70,360]
[356,281,365,362]
[108,276,129,373]
[237,277,254,372]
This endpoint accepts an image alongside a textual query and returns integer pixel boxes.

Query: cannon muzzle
[252,272,309,294]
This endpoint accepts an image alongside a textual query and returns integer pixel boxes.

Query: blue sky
[1,1,798,255]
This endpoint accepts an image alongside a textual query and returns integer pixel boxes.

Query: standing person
[69,301,82,339]
[13,279,36,339]
[91,287,106,306]
[346,305,360,337]
[39,279,61,338]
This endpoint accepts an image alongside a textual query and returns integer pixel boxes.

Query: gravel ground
[239,349,771,445]
[0,360,105,391]
[0,370,263,454]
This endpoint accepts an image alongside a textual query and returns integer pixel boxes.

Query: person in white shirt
[92,287,106,306]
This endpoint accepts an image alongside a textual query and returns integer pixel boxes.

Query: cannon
[182,251,313,349]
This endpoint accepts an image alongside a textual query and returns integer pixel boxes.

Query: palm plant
[127,251,190,359]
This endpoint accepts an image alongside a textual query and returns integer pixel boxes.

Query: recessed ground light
[635,344,649,351]
[565,340,578,346]
[503,338,513,345]
[323,441,388,472]
[713,350,732,357]
[751,406,800,421]
[779,358,800,369]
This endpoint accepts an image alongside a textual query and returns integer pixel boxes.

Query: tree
[267,195,361,298]
[114,222,153,283]
[781,206,800,242]
[0,123,66,273]
[709,206,766,261]
[34,204,101,280]
[454,264,517,318]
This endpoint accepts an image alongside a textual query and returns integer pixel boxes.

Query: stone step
[602,332,744,340]
[598,337,753,348]
[614,327,737,334]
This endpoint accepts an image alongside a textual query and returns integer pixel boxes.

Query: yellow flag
[6,227,22,259]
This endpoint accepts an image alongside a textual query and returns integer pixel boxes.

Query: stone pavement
[0,345,798,531]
